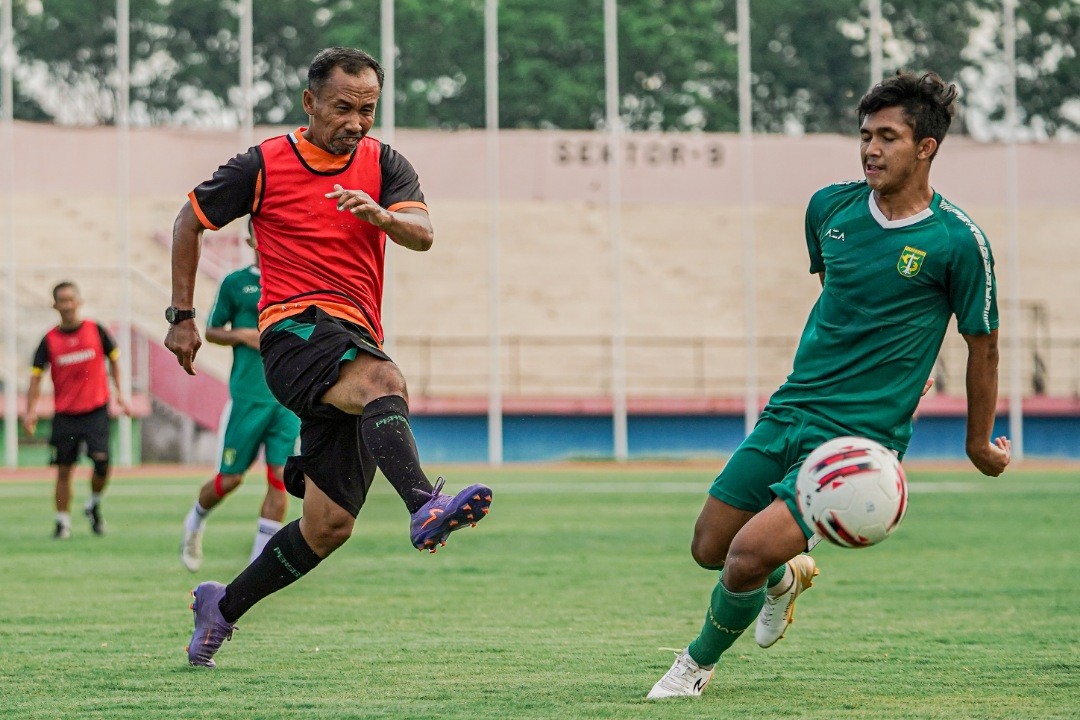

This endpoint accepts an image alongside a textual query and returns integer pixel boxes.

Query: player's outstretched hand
[165,321,202,376]
[968,436,1011,477]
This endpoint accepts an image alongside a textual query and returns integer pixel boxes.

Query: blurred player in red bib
[24,281,130,539]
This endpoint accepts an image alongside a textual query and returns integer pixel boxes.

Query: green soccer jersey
[767,180,998,452]
[208,265,274,404]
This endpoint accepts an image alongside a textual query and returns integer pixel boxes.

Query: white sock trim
[768,563,795,597]
[185,503,208,533]
[250,518,283,563]
[257,518,284,535]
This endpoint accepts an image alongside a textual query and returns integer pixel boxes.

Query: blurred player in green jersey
[180,224,300,571]
[649,71,1011,699]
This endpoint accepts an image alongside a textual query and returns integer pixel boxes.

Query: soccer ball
[795,436,908,549]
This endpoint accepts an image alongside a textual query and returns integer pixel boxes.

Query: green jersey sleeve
[207,275,236,329]
[947,222,998,336]
[804,182,862,274]
[805,200,825,274]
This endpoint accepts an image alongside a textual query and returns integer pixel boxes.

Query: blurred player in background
[180,223,300,572]
[165,46,493,668]
[23,281,131,539]
[649,72,1011,699]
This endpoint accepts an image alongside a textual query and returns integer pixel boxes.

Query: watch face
[166,307,194,323]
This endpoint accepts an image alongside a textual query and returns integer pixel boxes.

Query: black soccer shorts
[260,305,392,517]
[50,405,110,466]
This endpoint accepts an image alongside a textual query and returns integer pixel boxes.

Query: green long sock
[687,574,767,667]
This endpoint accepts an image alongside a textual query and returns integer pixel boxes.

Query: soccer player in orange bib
[165,47,493,668]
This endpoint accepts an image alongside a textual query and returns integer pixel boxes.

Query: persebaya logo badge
[897,246,927,278]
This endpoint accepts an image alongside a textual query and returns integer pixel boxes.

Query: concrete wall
[4,123,1078,400]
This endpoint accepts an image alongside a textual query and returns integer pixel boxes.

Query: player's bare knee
[723,546,772,592]
[690,533,727,570]
[316,523,353,554]
[217,473,243,496]
[720,552,756,591]
[303,511,354,555]
[366,360,408,402]
[328,357,409,413]
[88,453,110,479]
[264,490,288,520]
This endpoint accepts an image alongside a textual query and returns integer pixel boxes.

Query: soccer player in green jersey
[180,225,300,571]
[648,71,1012,699]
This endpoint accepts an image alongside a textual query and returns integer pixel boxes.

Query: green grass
[1,466,1077,719]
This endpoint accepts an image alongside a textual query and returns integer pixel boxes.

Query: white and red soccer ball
[796,436,908,549]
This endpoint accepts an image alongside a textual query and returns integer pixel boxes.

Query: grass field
[1,465,1077,720]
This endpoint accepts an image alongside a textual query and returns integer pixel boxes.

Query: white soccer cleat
[755,554,819,648]
[646,650,714,699]
[180,527,204,573]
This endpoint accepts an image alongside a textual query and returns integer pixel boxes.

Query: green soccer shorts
[218,398,300,475]
[708,405,853,539]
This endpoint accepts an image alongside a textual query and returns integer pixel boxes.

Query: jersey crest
[897,246,927,278]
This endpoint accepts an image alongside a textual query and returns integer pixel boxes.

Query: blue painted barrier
[410,413,1080,463]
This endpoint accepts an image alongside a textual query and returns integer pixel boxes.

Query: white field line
[0,480,1076,498]
[465,481,1076,495]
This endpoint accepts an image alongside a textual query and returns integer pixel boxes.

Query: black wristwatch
[165,306,197,324]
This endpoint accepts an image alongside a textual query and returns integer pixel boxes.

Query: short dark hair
[52,281,78,301]
[857,71,958,159]
[308,47,384,94]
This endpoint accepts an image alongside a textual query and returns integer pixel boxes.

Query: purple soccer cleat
[186,581,236,668]
[409,477,492,552]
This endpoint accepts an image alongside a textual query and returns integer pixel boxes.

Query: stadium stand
[2,124,1078,460]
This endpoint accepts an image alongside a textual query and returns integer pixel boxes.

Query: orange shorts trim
[258,300,379,344]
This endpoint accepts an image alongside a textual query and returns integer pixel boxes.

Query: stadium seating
[3,125,1078,424]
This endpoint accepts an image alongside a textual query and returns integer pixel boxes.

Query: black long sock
[219,520,321,623]
[360,395,434,513]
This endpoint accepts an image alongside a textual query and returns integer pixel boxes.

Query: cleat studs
[484,494,492,501]
[470,522,477,528]
[462,504,472,511]
[481,507,490,514]
[466,513,474,520]
[472,494,481,501]
[189,603,195,611]
[449,520,459,527]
